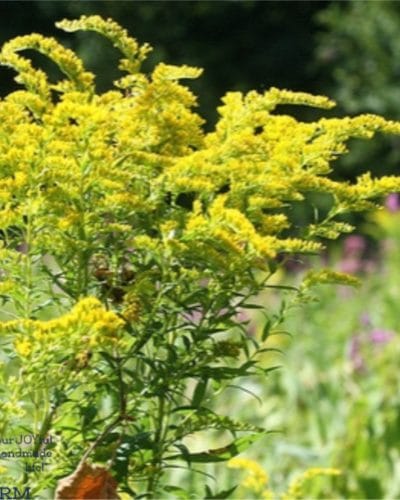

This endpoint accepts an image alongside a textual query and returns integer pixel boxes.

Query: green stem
[78,415,122,468]
[21,400,58,484]
[80,354,127,468]
[77,219,89,297]
[22,184,34,319]
[108,356,128,467]
[76,149,91,298]
[146,395,167,498]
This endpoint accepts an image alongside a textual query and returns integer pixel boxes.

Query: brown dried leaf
[55,462,120,499]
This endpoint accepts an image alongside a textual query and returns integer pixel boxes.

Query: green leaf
[226,384,262,405]
[162,485,190,499]
[192,360,257,380]
[240,302,264,310]
[182,336,191,352]
[255,347,283,355]
[204,485,238,499]
[257,365,281,375]
[166,432,269,463]
[261,317,272,341]
[191,378,208,408]
[80,405,97,427]
[358,476,383,499]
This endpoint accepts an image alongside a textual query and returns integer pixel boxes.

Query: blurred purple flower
[385,193,400,213]
[339,235,372,274]
[183,309,204,325]
[360,313,372,327]
[343,235,366,256]
[283,257,308,273]
[369,329,394,344]
[235,309,256,336]
[348,335,365,372]
[348,325,396,373]
[340,257,363,274]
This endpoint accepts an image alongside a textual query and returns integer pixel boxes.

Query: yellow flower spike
[122,296,141,323]
[262,489,274,500]
[152,63,203,82]
[251,234,278,260]
[0,49,50,100]
[14,338,32,357]
[56,15,152,75]
[228,457,269,493]
[1,297,126,359]
[263,87,336,111]
[283,467,341,500]
[4,404,25,418]
[212,227,244,255]
[303,269,361,288]
[1,34,94,94]
[32,329,45,342]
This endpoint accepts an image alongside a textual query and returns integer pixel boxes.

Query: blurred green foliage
[265,219,400,498]
[316,1,400,118]
[185,207,400,499]
[315,0,400,178]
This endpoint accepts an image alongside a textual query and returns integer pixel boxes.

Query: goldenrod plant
[0,15,399,498]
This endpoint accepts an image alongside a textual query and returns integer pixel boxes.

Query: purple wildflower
[360,313,372,328]
[343,235,366,256]
[369,329,394,344]
[235,309,256,336]
[348,324,396,373]
[340,257,363,274]
[339,235,372,274]
[385,193,400,213]
[348,335,365,372]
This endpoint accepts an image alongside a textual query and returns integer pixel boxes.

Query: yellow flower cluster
[282,467,341,500]
[56,15,151,75]
[302,269,361,288]
[228,457,269,493]
[122,292,141,322]
[0,297,125,359]
[228,458,341,499]
[2,34,94,94]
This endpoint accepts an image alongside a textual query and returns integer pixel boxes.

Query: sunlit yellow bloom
[303,269,360,288]
[14,338,32,357]
[0,297,126,361]
[228,457,269,493]
[282,467,341,500]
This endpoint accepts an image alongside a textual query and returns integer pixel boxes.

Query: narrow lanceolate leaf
[191,377,208,408]
[261,317,272,341]
[204,485,238,499]
[166,432,270,463]
[190,360,257,379]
